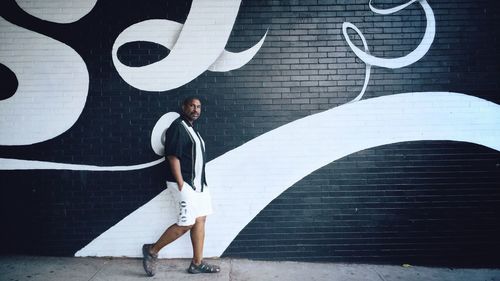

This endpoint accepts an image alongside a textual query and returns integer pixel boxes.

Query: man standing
[142,97,220,275]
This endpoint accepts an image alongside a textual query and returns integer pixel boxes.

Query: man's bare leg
[150,223,192,254]
[190,216,206,264]
[186,216,220,273]
[142,223,192,276]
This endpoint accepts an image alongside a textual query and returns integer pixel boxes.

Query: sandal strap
[199,261,219,272]
[189,261,220,273]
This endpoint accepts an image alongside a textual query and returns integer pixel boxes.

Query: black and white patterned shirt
[164,116,207,192]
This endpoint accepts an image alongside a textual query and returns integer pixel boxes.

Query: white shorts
[167,181,213,226]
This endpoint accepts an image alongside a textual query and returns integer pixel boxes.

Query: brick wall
[224,141,500,266]
[1,0,499,266]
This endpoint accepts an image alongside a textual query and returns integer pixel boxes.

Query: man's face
[182,99,201,123]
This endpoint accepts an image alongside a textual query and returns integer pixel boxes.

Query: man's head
[181,97,201,124]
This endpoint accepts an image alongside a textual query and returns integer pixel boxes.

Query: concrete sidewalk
[1,256,500,281]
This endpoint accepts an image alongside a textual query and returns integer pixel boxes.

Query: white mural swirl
[112,0,267,92]
[344,0,435,103]
[0,111,177,170]
[1,0,265,150]
[343,0,435,69]
[0,157,164,171]
[74,0,500,258]
[15,0,98,24]
[0,17,89,146]
[75,92,500,258]
[0,0,95,145]
[345,23,371,103]
[1,0,499,260]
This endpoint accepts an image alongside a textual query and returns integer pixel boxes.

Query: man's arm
[167,155,184,191]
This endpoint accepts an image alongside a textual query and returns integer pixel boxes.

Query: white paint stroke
[208,31,268,72]
[112,0,257,92]
[345,23,371,103]
[0,17,89,145]
[0,158,164,171]
[75,92,500,258]
[15,0,98,24]
[0,111,175,170]
[151,112,180,156]
[343,0,435,69]
[112,19,266,78]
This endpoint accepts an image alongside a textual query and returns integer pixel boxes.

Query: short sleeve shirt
[164,116,207,191]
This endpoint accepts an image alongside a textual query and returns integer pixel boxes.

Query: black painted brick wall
[224,141,500,266]
[219,0,500,266]
[1,0,499,266]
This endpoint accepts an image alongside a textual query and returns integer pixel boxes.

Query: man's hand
[167,155,184,191]
[177,180,184,191]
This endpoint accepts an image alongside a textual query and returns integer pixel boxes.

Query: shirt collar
[180,114,193,127]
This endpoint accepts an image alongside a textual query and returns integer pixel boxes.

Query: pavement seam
[229,259,234,281]
[370,266,387,281]
[87,258,111,281]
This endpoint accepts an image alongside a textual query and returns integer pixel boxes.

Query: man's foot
[187,260,221,274]
[142,244,158,276]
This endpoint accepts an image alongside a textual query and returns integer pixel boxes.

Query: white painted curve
[0,17,89,146]
[112,19,266,91]
[112,0,243,91]
[75,92,500,258]
[0,158,164,171]
[208,30,268,72]
[15,0,98,24]
[343,0,435,69]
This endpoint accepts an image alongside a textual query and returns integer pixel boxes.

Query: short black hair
[182,97,201,107]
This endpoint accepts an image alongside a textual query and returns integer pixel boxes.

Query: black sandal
[187,260,221,274]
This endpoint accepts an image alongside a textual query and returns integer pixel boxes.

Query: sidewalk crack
[228,259,234,281]
[87,258,110,281]
[370,266,387,281]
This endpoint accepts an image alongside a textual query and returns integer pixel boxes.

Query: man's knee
[176,216,205,230]
[195,216,206,224]
[175,224,194,233]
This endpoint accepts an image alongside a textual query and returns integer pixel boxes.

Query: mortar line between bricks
[87,259,110,281]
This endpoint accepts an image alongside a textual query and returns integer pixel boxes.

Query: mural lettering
[343,0,435,102]
[0,0,265,159]
[0,0,499,259]
[75,0,500,258]
[112,0,267,91]
[0,16,89,146]
[15,0,98,23]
